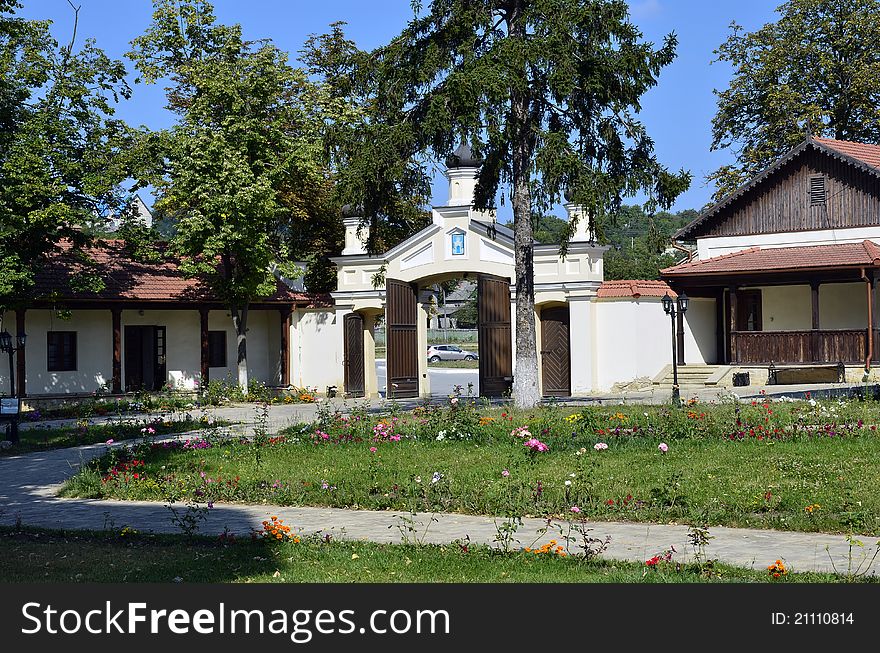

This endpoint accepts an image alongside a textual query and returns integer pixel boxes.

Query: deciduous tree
[710,0,880,200]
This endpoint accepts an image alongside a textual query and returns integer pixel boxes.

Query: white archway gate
[330,147,607,399]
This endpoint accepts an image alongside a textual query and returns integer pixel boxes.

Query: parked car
[427,344,478,362]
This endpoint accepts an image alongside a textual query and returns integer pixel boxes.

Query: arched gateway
[330,146,607,399]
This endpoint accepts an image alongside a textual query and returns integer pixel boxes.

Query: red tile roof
[597,279,676,299]
[32,240,325,305]
[813,137,880,169]
[661,240,880,277]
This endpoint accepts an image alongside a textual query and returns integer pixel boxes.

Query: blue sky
[19,0,782,214]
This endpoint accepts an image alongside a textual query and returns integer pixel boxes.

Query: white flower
[809,399,817,407]
[436,431,446,441]
[569,473,576,478]
[431,472,442,484]
[564,480,572,486]
[414,476,421,484]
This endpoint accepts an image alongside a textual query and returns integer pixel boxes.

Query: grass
[2,416,226,456]
[0,527,860,583]
[61,398,880,535]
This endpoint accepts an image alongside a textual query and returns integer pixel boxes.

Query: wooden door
[343,313,365,397]
[478,274,513,397]
[737,290,762,331]
[540,306,571,397]
[386,279,419,398]
[124,326,144,391]
[124,325,166,391]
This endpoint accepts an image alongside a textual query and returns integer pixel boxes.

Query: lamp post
[0,329,26,443]
[661,292,688,407]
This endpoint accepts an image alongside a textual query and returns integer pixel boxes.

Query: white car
[427,344,478,362]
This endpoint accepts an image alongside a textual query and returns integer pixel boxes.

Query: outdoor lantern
[677,292,689,315]
[16,332,26,348]
[661,293,673,315]
[0,330,11,353]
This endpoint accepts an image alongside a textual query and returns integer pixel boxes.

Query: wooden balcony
[730,329,880,365]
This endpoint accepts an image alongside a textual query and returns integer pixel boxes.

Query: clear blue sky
[19,0,782,214]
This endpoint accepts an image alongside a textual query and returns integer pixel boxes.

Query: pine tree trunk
[230,304,249,392]
[508,4,540,409]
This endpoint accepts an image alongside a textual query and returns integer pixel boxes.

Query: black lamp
[15,333,26,349]
[0,330,10,353]
[662,291,689,407]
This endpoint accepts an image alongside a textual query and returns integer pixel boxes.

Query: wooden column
[810,281,820,362]
[15,307,25,397]
[676,303,686,366]
[111,308,122,393]
[728,287,738,364]
[279,306,292,387]
[199,308,210,386]
[868,275,875,369]
[715,290,726,364]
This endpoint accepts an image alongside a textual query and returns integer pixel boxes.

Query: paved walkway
[1,436,877,576]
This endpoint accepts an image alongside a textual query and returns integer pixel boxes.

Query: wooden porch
[730,328,880,365]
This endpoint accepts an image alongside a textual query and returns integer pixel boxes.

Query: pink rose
[658,442,668,453]
[369,446,377,453]
[570,506,581,514]
[501,469,510,477]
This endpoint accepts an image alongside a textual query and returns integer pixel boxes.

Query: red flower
[645,556,660,567]
[605,499,615,506]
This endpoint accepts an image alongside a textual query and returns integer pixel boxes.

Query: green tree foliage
[0,0,134,310]
[710,0,880,200]
[337,0,690,407]
[129,0,333,389]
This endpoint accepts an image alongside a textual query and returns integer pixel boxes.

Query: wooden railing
[731,329,879,364]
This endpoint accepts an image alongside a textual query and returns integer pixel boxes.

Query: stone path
[1,436,878,576]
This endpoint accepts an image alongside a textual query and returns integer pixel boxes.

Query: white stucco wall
[696,226,880,259]
[819,282,868,329]
[291,309,343,392]
[746,283,869,332]
[684,298,717,365]
[0,309,113,395]
[594,298,713,391]
[204,310,281,388]
[0,307,283,396]
[758,285,811,330]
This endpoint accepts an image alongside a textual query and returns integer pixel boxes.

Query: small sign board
[0,397,19,415]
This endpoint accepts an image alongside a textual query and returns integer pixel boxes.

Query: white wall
[0,307,283,396]
[205,309,281,387]
[0,309,113,395]
[291,309,343,392]
[594,298,714,391]
[684,298,717,364]
[696,226,880,259]
[759,285,811,330]
[820,282,869,329]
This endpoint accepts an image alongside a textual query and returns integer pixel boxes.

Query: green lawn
[2,416,227,455]
[0,527,857,583]
[61,399,880,534]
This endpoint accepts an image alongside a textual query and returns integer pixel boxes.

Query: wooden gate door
[478,274,513,397]
[540,306,571,397]
[343,313,365,397]
[386,279,419,398]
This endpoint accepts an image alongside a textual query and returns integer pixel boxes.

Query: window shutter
[809,176,826,206]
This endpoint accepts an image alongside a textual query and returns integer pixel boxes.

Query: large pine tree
[343,0,689,407]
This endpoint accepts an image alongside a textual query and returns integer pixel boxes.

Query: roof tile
[597,279,676,299]
[661,240,880,276]
[32,240,323,305]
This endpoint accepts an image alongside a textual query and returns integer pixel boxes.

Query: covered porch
[661,241,880,368]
